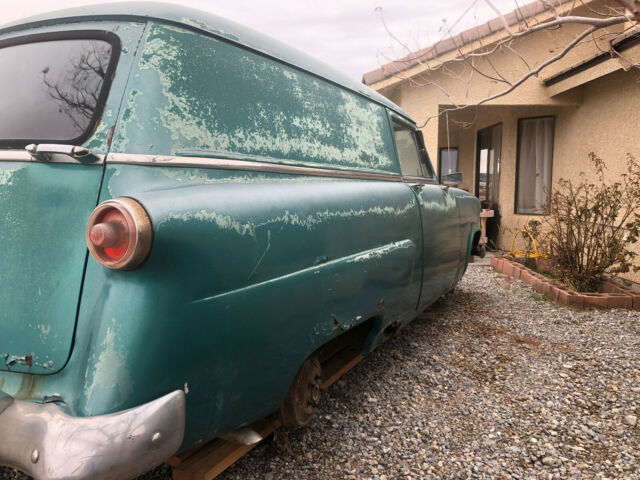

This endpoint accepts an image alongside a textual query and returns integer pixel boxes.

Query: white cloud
[1,0,520,80]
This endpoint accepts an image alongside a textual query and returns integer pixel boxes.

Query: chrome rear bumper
[0,389,185,480]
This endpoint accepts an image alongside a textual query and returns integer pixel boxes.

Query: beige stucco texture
[368,0,640,280]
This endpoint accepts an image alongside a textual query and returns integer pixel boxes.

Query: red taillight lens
[86,197,153,270]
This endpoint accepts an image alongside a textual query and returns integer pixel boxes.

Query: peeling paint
[0,164,27,186]
[85,109,114,151]
[83,319,133,413]
[162,209,257,236]
[158,200,416,237]
[5,354,32,368]
[180,17,241,41]
[118,23,397,172]
[348,240,415,263]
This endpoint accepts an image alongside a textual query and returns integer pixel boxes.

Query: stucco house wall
[364,0,640,281]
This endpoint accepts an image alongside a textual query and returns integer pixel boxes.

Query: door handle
[25,143,100,163]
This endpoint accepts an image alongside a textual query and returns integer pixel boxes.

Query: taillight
[86,197,153,270]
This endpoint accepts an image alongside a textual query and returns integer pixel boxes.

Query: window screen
[0,37,114,146]
[516,117,554,214]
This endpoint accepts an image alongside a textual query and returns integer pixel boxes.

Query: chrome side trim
[0,150,104,164]
[107,152,406,182]
[0,390,185,480]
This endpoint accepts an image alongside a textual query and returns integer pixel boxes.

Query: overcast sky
[1,0,519,80]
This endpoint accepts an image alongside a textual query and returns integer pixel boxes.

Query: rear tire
[279,356,322,428]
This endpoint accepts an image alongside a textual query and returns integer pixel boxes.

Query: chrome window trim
[401,175,439,185]
[0,150,104,164]
[107,153,436,183]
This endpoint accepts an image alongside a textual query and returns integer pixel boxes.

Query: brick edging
[490,257,640,310]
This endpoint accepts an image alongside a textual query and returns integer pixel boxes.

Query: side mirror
[442,171,462,186]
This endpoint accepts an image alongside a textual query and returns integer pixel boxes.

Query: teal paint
[0,21,146,375]
[0,2,409,122]
[0,162,104,375]
[0,10,480,458]
[112,23,398,172]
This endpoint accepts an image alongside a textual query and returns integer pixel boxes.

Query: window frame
[514,115,555,215]
[0,30,121,148]
[474,122,502,208]
[390,114,437,182]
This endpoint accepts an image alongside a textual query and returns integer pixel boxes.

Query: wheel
[279,356,322,428]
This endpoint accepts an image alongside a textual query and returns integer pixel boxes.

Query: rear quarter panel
[74,165,423,446]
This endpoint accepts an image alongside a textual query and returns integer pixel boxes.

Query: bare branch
[422,23,601,127]
[615,0,640,20]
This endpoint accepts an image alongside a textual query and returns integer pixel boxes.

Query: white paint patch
[0,165,27,186]
[162,209,257,237]
[158,199,416,238]
[84,319,133,411]
[348,239,415,263]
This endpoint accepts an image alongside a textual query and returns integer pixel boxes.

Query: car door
[391,116,461,310]
[0,23,145,375]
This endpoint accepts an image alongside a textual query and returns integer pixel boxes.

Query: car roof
[0,2,414,123]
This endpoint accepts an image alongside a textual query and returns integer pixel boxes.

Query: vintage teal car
[0,3,480,479]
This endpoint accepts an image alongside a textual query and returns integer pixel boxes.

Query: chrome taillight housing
[86,197,153,270]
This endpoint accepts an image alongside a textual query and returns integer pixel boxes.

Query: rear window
[0,32,119,147]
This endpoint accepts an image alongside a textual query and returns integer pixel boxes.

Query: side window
[0,34,118,147]
[393,123,432,178]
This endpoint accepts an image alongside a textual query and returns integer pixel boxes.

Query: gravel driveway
[3,265,639,479]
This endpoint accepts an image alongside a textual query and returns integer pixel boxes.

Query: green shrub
[543,153,640,292]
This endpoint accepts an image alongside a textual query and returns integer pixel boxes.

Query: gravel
[3,264,640,479]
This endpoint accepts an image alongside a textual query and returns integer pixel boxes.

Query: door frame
[474,122,502,208]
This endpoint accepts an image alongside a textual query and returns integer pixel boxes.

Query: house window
[516,117,554,214]
[439,147,458,176]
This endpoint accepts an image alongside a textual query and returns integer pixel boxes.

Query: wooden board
[172,419,280,480]
[321,347,364,390]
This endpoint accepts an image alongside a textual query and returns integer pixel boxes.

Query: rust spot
[332,317,339,330]
[376,300,384,311]
[107,124,115,148]
[14,374,37,401]
[4,353,35,369]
